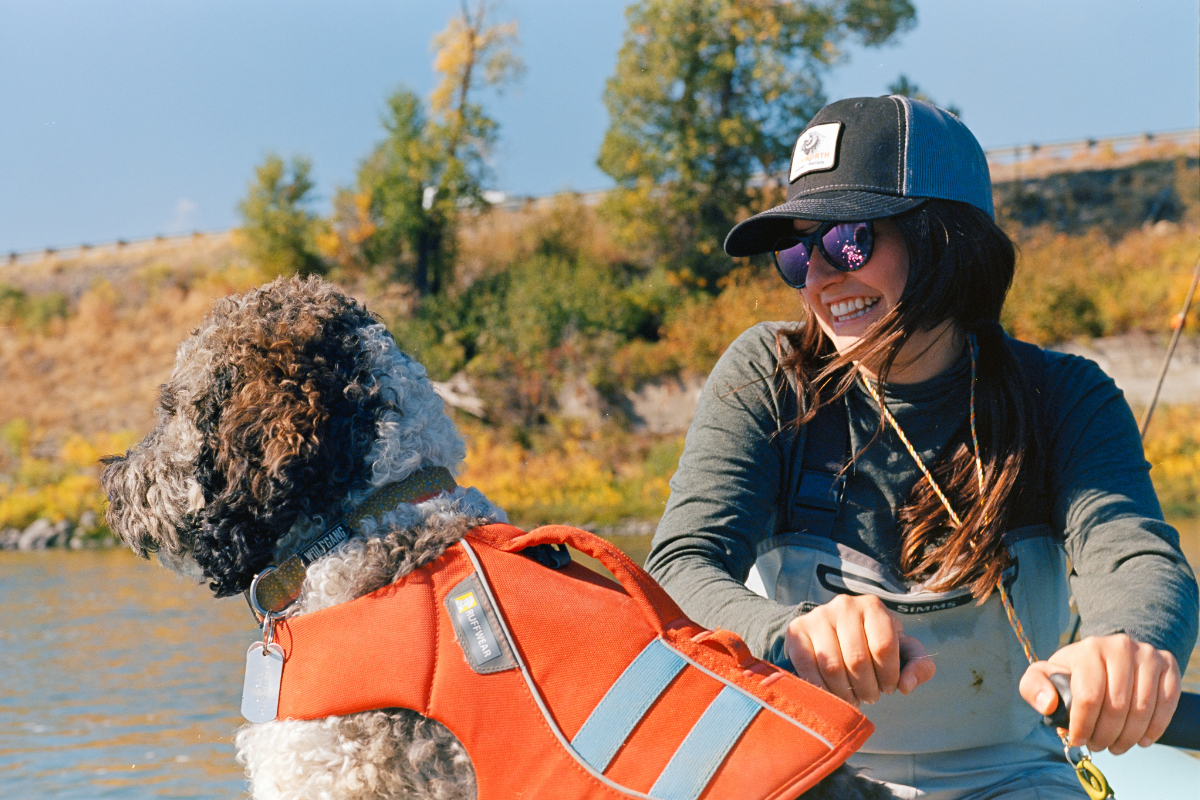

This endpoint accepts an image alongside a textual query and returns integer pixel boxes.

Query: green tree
[887,74,962,118]
[598,0,916,287]
[330,1,522,295]
[237,153,326,277]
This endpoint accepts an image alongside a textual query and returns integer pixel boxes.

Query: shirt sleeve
[645,324,808,665]
[1045,350,1199,667]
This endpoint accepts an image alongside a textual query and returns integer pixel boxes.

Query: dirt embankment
[1053,334,1199,409]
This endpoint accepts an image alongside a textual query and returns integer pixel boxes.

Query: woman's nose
[804,248,842,290]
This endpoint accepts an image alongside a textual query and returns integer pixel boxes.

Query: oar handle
[1042,672,1073,728]
[1042,673,1200,751]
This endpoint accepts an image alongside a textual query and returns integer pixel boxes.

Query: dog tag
[241,642,285,723]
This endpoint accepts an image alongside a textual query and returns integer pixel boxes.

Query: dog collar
[246,466,457,619]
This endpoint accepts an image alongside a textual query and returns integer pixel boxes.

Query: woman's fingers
[1080,640,1132,751]
[837,609,882,704]
[1022,635,1182,752]
[787,618,856,703]
[864,602,903,695]
[897,634,936,694]
[785,594,919,706]
[1109,653,1161,754]
[1018,662,1065,716]
[806,615,856,704]
[785,628,828,692]
[1140,660,1182,747]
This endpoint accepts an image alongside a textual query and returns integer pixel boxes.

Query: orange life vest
[273,523,874,800]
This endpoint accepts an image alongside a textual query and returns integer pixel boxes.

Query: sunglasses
[771,221,875,289]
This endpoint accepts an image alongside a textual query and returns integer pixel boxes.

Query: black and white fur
[102,276,893,799]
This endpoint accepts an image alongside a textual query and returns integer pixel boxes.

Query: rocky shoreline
[0,511,113,551]
[0,512,661,552]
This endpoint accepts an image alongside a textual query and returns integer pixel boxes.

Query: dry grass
[0,272,262,438]
[1142,404,1200,517]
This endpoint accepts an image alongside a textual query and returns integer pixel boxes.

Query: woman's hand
[1019,634,1181,754]
[784,594,936,706]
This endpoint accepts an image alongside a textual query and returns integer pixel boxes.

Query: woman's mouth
[828,296,880,323]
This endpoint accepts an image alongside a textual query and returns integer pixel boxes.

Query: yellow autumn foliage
[460,429,678,527]
[0,423,140,532]
[1143,404,1200,517]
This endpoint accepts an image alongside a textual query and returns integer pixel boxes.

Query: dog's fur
[102,277,893,800]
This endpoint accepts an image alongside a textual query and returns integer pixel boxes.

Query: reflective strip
[649,686,762,800]
[570,639,687,772]
[457,540,661,799]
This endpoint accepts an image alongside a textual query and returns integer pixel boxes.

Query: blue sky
[0,0,1196,253]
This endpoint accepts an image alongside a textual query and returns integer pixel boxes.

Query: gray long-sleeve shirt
[646,322,1198,670]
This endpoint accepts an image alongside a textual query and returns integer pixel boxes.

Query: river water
[2,526,1198,799]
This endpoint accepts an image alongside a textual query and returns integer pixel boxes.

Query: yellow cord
[859,333,1114,798]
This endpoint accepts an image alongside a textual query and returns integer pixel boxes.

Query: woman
[646,96,1198,799]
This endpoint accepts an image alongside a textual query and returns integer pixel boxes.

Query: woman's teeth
[829,297,879,321]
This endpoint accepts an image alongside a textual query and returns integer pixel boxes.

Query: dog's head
[102,276,466,597]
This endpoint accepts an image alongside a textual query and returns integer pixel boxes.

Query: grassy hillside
[2,157,1198,535]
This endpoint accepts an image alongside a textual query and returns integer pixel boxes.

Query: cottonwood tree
[598,0,916,287]
[326,0,522,295]
[237,154,326,277]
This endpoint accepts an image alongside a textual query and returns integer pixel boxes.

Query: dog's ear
[190,300,383,597]
[100,388,210,567]
[101,450,165,558]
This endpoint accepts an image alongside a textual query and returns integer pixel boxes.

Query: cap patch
[790,123,842,183]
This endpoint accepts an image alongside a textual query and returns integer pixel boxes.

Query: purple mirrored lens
[774,240,812,287]
[820,222,873,272]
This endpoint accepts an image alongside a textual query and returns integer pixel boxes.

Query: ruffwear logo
[454,592,478,613]
[445,574,516,674]
[790,122,842,182]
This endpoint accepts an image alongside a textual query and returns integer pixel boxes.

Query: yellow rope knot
[1074,755,1114,800]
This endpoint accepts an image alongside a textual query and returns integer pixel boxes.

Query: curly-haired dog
[102,277,894,800]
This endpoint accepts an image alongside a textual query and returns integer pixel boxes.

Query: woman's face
[798,217,909,357]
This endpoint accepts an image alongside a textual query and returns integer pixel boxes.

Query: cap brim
[724,192,927,257]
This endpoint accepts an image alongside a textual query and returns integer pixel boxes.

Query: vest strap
[571,639,687,772]
[650,686,763,800]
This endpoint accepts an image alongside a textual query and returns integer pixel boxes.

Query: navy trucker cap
[724,96,994,257]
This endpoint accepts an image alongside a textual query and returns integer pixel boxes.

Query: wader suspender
[787,336,1047,537]
[788,398,850,536]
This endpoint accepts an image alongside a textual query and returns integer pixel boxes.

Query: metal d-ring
[249,568,285,655]
[1062,741,1091,769]
[248,567,283,619]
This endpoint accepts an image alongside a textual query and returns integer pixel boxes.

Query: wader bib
[748,529,1068,753]
[273,524,875,799]
[747,339,1072,754]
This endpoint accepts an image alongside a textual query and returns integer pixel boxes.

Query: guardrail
[987,128,1198,183]
[5,129,1197,263]
[4,230,234,268]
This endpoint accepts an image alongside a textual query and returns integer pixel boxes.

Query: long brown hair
[778,199,1035,599]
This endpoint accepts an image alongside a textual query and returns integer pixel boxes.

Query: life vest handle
[469,524,689,636]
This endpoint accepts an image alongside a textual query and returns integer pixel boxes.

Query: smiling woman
[647,95,1199,800]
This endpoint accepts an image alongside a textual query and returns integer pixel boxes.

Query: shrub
[459,425,682,527]
[0,284,69,332]
[1003,223,1200,343]
[1143,404,1200,517]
